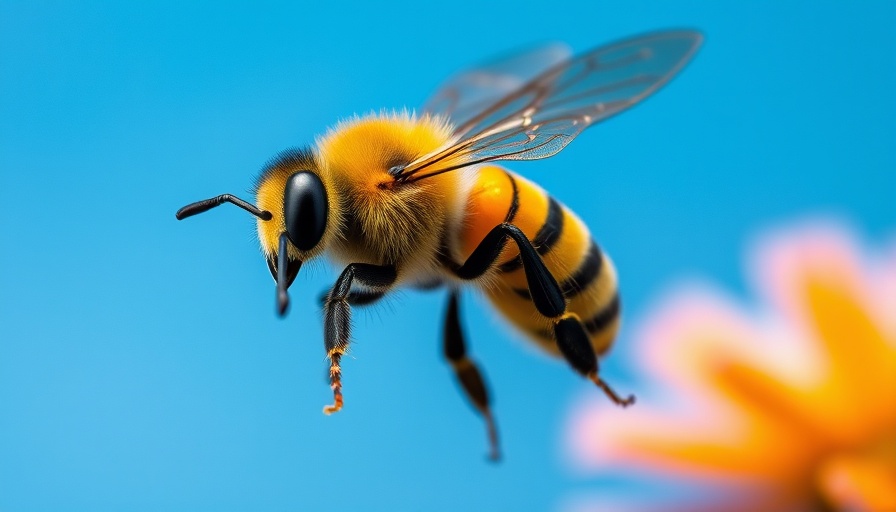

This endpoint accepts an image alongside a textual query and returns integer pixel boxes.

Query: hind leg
[447,222,634,407]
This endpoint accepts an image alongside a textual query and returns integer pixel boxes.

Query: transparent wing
[422,42,572,134]
[398,30,702,182]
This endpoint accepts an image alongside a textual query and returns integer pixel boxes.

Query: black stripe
[495,176,521,272]
[503,172,520,223]
[582,294,620,335]
[560,242,603,298]
[532,197,564,255]
[512,241,603,300]
[526,294,620,340]
[497,250,525,273]
[498,195,564,273]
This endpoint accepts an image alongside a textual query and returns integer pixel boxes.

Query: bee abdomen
[453,166,620,356]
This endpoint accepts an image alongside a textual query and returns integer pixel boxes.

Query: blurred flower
[566,223,896,511]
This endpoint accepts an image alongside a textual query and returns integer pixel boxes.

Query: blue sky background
[0,1,893,511]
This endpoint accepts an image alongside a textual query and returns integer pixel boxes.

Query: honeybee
[177,30,702,460]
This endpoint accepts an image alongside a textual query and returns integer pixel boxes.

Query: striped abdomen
[451,165,620,356]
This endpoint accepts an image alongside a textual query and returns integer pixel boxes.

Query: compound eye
[283,171,328,252]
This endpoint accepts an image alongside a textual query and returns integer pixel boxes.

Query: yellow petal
[803,276,896,442]
[713,360,825,445]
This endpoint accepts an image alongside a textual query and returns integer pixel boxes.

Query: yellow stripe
[458,166,517,260]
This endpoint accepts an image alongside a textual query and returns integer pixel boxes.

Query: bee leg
[322,263,397,415]
[450,223,634,407]
[450,223,565,310]
[443,290,500,461]
[318,289,385,307]
[554,316,634,407]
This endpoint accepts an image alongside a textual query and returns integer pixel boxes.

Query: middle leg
[443,290,500,461]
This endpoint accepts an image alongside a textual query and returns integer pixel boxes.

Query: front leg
[318,289,386,307]
[322,263,397,414]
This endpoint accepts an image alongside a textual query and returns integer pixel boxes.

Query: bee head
[176,147,335,317]
[259,169,328,316]
[252,147,337,316]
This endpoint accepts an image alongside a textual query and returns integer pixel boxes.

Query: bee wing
[422,42,572,135]
[398,30,702,182]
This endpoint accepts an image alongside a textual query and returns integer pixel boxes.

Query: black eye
[283,171,328,252]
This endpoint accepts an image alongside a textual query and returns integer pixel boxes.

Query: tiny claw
[482,410,501,462]
[589,372,636,408]
[322,393,343,415]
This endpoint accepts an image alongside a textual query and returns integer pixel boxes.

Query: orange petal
[816,450,896,511]
[567,389,814,483]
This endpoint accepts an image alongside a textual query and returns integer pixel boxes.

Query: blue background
[1,1,893,510]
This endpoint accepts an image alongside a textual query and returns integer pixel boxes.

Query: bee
[176,30,702,460]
